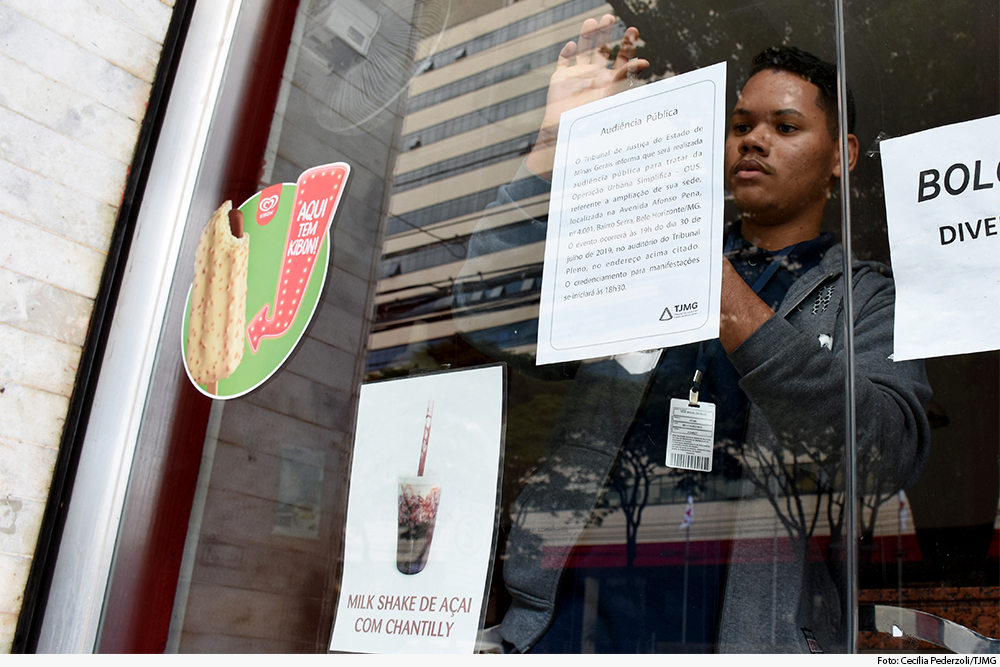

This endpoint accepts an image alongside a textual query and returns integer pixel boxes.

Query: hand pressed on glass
[524,14,649,179]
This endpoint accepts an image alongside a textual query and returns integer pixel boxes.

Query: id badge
[665,397,715,472]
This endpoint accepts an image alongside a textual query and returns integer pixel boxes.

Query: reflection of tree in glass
[599,437,740,569]
[608,440,659,569]
[605,0,837,84]
[502,359,659,579]
[726,439,834,546]
[718,422,901,601]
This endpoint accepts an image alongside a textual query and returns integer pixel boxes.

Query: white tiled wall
[0,0,173,652]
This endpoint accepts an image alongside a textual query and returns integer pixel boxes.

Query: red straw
[418,400,434,476]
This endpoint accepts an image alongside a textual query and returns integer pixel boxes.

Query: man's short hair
[748,46,856,138]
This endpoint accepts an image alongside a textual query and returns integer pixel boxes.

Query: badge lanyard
[667,235,799,473]
[688,237,799,406]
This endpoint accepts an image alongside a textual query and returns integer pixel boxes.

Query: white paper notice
[881,114,1000,361]
[329,366,505,653]
[536,62,726,365]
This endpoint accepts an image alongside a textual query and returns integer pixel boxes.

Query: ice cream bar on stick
[186,201,250,395]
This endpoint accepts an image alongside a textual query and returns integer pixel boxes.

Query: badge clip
[689,370,703,407]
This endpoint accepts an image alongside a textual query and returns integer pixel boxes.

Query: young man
[464,15,932,653]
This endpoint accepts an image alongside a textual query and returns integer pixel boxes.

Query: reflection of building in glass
[368,0,614,372]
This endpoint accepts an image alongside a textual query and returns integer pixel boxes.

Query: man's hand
[525,15,649,179]
[719,257,775,353]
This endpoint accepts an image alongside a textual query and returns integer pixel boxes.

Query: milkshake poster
[181,162,350,398]
[329,365,506,654]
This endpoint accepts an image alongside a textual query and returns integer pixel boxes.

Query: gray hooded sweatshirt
[458,170,932,653]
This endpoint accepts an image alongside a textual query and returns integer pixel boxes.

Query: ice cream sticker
[182,162,351,398]
[330,366,506,653]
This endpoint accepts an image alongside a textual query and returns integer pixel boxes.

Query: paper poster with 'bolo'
[182,163,350,399]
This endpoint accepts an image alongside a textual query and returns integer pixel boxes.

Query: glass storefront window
[844,0,1000,652]
[69,0,998,654]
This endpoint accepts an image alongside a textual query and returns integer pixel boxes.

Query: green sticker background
[182,185,330,399]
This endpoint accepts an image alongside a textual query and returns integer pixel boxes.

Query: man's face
[724,69,842,227]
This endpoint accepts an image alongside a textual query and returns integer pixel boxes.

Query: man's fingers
[557,40,576,68]
[611,58,650,83]
[565,16,646,87]
[576,17,600,64]
[615,26,641,67]
[595,13,616,58]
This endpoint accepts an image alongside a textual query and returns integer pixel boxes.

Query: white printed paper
[536,62,727,365]
[329,366,505,653]
[881,114,1000,361]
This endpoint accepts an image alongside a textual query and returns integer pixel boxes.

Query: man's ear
[845,133,859,173]
[832,133,860,178]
